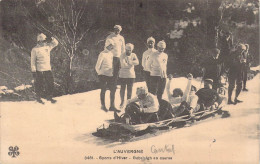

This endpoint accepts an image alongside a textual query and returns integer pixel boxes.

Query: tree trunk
[65,57,74,94]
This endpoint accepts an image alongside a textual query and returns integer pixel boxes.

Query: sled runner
[92,105,230,141]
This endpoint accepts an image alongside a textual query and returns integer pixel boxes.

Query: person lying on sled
[165,73,199,117]
[114,86,159,124]
[195,79,222,111]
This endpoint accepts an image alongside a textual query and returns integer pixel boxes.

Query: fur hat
[125,43,134,51]
[147,37,155,43]
[157,40,166,48]
[114,25,122,31]
[37,33,47,42]
[136,86,148,96]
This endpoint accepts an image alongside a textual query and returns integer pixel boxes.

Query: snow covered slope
[1,75,259,164]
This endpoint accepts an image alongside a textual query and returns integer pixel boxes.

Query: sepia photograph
[0,0,259,163]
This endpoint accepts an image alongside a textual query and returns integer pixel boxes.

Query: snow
[1,74,259,164]
[251,65,260,72]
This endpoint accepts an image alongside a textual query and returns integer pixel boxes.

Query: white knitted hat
[157,40,166,48]
[37,33,47,42]
[114,25,122,31]
[147,37,155,43]
[125,43,134,51]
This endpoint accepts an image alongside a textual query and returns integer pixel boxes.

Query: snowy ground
[1,75,259,164]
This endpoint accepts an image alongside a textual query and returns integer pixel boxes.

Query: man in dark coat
[201,48,223,90]
[227,44,246,105]
[219,31,233,70]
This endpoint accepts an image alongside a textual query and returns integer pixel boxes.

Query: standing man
[31,33,58,104]
[219,31,233,70]
[106,25,125,111]
[147,40,168,103]
[142,37,156,92]
[227,44,246,105]
[119,43,139,108]
[201,48,223,90]
[95,39,119,112]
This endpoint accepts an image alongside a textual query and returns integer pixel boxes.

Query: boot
[48,98,57,104]
[46,96,57,104]
[234,98,243,104]
[36,97,45,104]
[234,87,242,104]
[227,88,234,105]
[242,87,248,91]
[109,91,120,113]
[109,106,120,112]
[243,81,248,91]
[100,91,108,112]
[114,111,121,122]
[101,105,108,112]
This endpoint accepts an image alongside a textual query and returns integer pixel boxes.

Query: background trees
[0,0,259,97]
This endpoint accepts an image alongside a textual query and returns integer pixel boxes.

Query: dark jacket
[196,88,220,107]
[219,36,233,61]
[227,50,244,77]
[201,57,223,80]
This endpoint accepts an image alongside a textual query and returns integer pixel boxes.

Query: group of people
[30,25,252,122]
[95,25,169,113]
[95,25,238,124]
[202,31,252,105]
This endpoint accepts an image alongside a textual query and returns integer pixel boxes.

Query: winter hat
[114,25,122,31]
[147,37,155,43]
[204,79,213,85]
[105,39,115,49]
[125,43,134,51]
[136,86,148,96]
[157,40,166,48]
[37,33,47,42]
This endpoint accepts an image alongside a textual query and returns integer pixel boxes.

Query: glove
[187,73,193,80]
[168,74,173,80]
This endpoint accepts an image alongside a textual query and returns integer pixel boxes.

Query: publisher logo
[8,146,20,158]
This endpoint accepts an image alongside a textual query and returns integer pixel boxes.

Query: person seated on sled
[114,86,159,124]
[195,79,221,111]
[166,73,198,117]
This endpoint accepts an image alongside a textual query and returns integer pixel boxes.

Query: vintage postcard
[0,0,259,163]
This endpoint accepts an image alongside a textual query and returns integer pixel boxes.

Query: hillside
[0,74,259,164]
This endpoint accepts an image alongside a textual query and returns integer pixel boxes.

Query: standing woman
[242,44,252,91]
[142,37,156,92]
[119,43,139,108]
[147,40,168,103]
[95,39,119,112]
